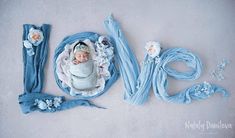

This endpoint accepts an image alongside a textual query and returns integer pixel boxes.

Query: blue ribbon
[104,15,229,105]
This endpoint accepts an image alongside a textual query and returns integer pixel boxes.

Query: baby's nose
[82,56,88,60]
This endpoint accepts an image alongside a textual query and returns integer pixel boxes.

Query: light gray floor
[0,0,235,138]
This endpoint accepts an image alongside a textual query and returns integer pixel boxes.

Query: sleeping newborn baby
[69,41,98,91]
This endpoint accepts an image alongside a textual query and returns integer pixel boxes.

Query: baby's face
[74,51,89,63]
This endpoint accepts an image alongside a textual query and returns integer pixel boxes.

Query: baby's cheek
[76,57,81,61]
[75,55,79,59]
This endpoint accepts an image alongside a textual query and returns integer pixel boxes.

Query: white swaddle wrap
[56,38,114,96]
[69,59,98,90]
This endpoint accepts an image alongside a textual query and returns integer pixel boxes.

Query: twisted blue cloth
[18,25,102,114]
[104,15,229,105]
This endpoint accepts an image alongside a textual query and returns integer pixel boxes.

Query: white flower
[28,27,44,46]
[37,100,47,110]
[26,48,35,56]
[53,97,63,108]
[145,41,161,58]
[105,47,114,60]
[46,99,53,107]
[99,67,110,79]
[23,40,35,56]
[23,40,33,48]
[97,50,106,57]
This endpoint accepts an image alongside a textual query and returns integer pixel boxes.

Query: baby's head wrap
[73,41,90,54]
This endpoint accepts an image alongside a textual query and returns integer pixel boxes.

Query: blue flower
[53,97,63,108]
[45,99,53,109]
[155,57,161,64]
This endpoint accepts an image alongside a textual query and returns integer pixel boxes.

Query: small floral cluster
[95,36,114,80]
[194,81,214,97]
[34,97,63,111]
[23,27,44,56]
[211,59,230,81]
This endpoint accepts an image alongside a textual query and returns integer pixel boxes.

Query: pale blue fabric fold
[18,24,102,114]
[104,15,229,105]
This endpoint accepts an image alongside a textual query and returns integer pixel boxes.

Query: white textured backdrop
[0,0,234,138]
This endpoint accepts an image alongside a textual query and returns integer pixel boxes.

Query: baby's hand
[72,60,80,64]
